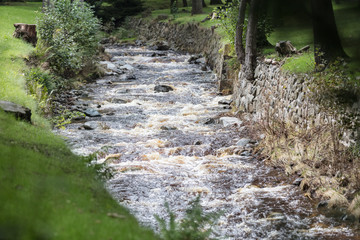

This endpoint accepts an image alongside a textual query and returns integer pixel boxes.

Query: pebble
[219,117,242,127]
[236,138,251,147]
[84,109,101,117]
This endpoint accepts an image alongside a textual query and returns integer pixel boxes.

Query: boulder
[84,108,101,117]
[219,117,242,127]
[13,23,37,46]
[236,138,251,147]
[154,85,174,93]
[0,100,31,123]
[83,122,98,130]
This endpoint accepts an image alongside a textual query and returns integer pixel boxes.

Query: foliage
[155,195,221,240]
[171,0,179,15]
[216,0,273,47]
[51,109,85,129]
[37,0,100,78]
[95,0,143,26]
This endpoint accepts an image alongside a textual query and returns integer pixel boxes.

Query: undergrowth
[156,195,222,240]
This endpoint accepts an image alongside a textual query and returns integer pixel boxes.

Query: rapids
[56,44,359,239]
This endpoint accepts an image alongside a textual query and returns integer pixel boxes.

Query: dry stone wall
[233,61,325,126]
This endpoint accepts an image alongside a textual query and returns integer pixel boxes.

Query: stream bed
[56,44,359,239]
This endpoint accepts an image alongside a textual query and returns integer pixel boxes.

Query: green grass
[281,52,315,74]
[0,2,47,125]
[0,3,157,239]
[0,111,156,240]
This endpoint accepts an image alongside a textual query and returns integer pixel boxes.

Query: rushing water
[56,44,359,239]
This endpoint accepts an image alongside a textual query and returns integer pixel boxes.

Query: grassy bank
[0,3,156,239]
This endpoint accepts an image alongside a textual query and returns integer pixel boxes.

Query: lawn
[0,3,157,239]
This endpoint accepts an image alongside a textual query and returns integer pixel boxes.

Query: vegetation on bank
[0,2,157,239]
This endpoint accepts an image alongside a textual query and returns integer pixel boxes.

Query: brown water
[56,44,359,239]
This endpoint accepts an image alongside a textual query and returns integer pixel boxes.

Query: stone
[84,109,101,117]
[120,64,134,71]
[219,117,242,127]
[236,138,250,147]
[83,122,98,130]
[292,177,303,186]
[112,98,127,104]
[188,54,203,64]
[0,100,31,123]
[204,118,215,124]
[160,126,177,130]
[154,85,174,93]
[99,61,118,72]
[218,99,232,105]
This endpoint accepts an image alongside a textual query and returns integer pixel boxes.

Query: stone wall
[233,60,325,126]
[129,18,233,92]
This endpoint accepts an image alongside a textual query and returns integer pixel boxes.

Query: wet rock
[160,126,177,131]
[150,41,170,51]
[112,98,127,104]
[126,73,136,80]
[188,54,202,64]
[72,115,86,121]
[218,99,233,105]
[0,100,31,123]
[341,214,356,222]
[267,212,285,221]
[84,109,101,117]
[154,85,174,93]
[120,64,134,71]
[204,118,215,124]
[292,177,303,186]
[201,65,207,71]
[99,61,118,72]
[236,138,250,147]
[223,105,232,109]
[83,122,98,130]
[219,117,242,127]
[135,40,143,46]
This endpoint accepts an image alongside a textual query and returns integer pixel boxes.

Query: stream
[56,44,359,239]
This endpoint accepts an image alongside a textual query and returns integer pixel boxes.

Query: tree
[210,0,223,4]
[235,0,248,63]
[183,0,187,7]
[202,0,207,7]
[311,0,347,66]
[244,0,260,80]
[191,0,202,14]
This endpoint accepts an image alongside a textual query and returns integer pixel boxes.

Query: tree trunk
[183,0,188,7]
[311,0,347,66]
[192,0,203,14]
[13,23,37,46]
[202,0,207,7]
[210,0,223,4]
[244,0,260,80]
[235,0,248,64]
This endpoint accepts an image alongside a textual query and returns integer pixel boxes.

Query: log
[13,23,37,46]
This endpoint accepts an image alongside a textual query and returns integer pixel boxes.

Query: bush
[37,0,100,78]
[155,196,221,240]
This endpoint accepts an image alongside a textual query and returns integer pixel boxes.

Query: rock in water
[83,122,98,130]
[154,85,174,93]
[0,100,31,123]
[219,117,242,127]
[84,109,101,117]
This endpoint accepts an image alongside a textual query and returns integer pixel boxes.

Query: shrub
[155,196,221,240]
[37,0,100,78]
